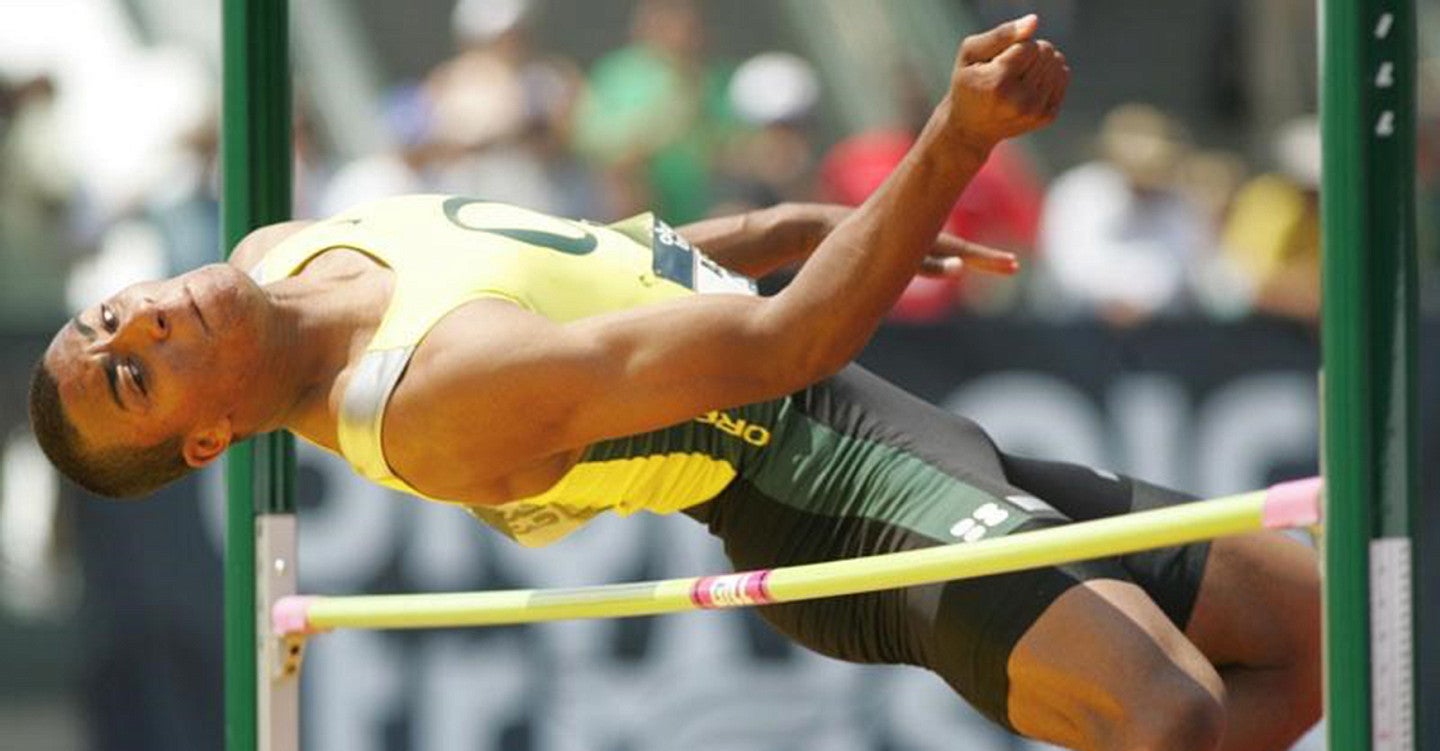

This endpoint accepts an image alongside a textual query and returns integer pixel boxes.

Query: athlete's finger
[992,40,1044,81]
[932,235,1020,275]
[1036,57,1071,120]
[1053,61,1073,113]
[960,14,1039,65]
[1013,46,1058,110]
[1027,40,1059,78]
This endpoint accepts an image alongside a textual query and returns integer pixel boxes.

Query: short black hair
[28,359,191,498]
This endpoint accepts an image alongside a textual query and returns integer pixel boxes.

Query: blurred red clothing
[818,130,1042,321]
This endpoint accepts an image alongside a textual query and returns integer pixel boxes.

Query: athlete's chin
[186,264,263,334]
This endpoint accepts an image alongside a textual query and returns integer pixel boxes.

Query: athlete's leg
[692,367,1314,749]
[999,455,1322,749]
[696,479,1248,749]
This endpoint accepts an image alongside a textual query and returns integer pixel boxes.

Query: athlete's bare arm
[382,17,1068,504]
[676,203,1020,279]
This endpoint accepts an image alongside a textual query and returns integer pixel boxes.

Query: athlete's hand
[945,15,1069,151]
[918,235,1020,278]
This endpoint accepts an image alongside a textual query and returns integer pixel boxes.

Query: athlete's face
[44,263,270,464]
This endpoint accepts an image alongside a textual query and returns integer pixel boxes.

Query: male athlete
[30,18,1319,751]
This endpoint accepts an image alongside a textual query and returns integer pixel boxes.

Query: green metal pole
[222,1,293,750]
[1320,0,1419,748]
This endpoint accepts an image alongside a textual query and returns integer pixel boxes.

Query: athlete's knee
[1024,651,1227,751]
[1066,641,1228,751]
[1102,671,1225,751]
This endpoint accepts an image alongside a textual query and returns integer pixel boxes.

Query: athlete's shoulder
[228,220,316,273]
[224,195,514,268]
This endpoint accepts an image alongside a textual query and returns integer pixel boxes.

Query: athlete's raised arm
[763,14,1062,367]
[388,17,1067,501]
[675,203,1020,280]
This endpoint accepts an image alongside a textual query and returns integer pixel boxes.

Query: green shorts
[685,365,1210,731]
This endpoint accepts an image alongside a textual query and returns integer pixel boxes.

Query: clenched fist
[946,15,1069,151]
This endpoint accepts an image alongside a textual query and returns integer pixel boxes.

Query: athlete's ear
[182,418,234,468]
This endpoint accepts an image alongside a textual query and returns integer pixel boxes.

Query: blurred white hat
[1099,103,1187,190]
[729,52,820,126]
[452,0,533,44]
[1273,115,1320,189]
[0,23,58,83]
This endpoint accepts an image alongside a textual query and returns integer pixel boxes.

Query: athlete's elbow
[799,341,857,385]
[759,295,874,390]
[756,323,853,392]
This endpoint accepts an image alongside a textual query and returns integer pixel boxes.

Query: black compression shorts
[684,365,1210,731]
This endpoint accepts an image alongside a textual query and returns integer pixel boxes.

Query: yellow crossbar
[274,479,1320,635]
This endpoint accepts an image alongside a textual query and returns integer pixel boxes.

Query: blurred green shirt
[574,46,735,224]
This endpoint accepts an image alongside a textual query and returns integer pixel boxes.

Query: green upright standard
[1320,1,1419,748]
[222,1,295,750]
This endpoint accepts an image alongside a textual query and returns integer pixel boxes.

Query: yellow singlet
[250,195,765,546]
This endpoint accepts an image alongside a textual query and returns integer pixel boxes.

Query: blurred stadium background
[0,0,1437,749]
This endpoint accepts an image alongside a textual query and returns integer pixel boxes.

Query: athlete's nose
[115,297,170,345]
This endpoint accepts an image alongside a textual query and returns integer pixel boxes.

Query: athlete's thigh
[1006,578,1225,749]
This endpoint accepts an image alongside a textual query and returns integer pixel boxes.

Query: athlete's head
[30,263,272,498]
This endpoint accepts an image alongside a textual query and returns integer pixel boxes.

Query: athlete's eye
[128,359,147,395]
[101,304,118,333]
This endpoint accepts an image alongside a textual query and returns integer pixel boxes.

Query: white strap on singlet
[337,346,416,486]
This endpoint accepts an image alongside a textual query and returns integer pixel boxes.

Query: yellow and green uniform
[252,194,1212,731]
[252,194,763,546]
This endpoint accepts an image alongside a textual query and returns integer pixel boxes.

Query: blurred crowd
[2,0,1440,343]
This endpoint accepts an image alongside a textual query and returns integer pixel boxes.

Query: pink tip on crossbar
[273,595,320,636]
[1262,477,1323,529]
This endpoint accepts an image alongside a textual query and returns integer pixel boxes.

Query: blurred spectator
[818,109,1044,322]
[376,0,599,219]
[1175,149,1254,320]
[323,0,596,219]
[429,0,538,152]
[1220,116,1321,322]
[572,0,736,223]
[1037,103,1213,327]
[715,51,821,210]
[0,71,79,329]
[319,83,434,217]
[1177,149,1249,233]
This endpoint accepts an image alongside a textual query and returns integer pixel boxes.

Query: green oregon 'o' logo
[442,197,598,255]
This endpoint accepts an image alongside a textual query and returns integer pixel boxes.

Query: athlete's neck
[249,251,394,442]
